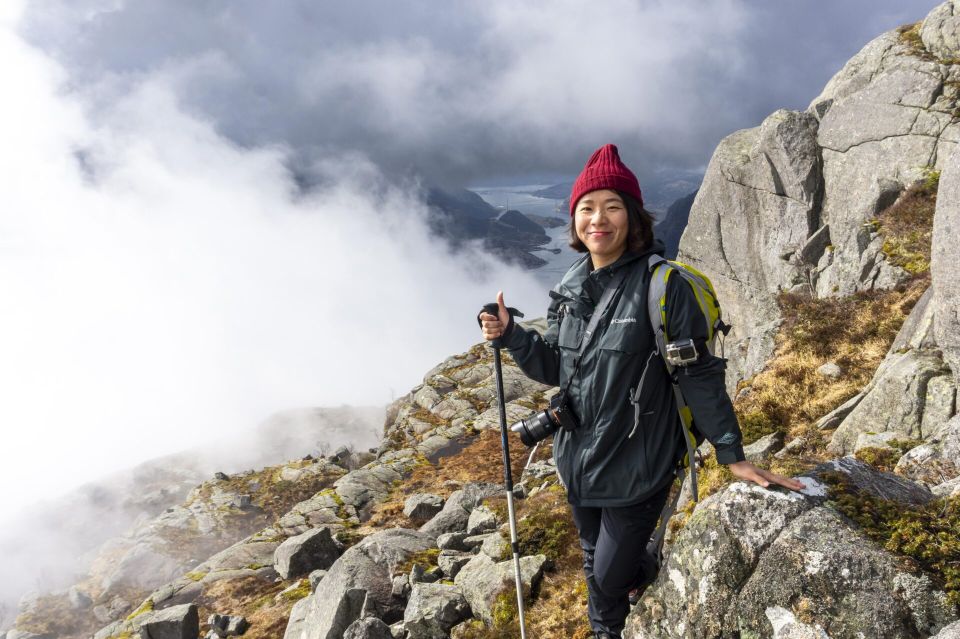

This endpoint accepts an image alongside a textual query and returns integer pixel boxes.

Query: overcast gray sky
[17,0,931,188]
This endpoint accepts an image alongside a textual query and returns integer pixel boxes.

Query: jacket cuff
[500,315,522,348]
[715,444,746,465]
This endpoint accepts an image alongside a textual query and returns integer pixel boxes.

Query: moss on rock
[824,471,960,607]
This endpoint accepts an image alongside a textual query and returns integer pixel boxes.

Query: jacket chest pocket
[597,322,642,355]
[557,314,584,350]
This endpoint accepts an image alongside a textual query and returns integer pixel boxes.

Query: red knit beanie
[569,143,643,216]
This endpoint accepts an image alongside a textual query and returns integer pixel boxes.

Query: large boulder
[403,494,445,524]
[677,109,822,395]
[283,528,436,639]
[420,483,502,538]
[402,583,472,639]
[626,482,814,638]
[138,604,199,639]
[453,553,547,625]
[625,463,953,638]
[933,145,960,386]
[273,527,343,579]
[828,349,951,454]
[735,508,956,637]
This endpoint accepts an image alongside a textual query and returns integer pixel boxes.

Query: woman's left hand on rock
[728,460,806,491]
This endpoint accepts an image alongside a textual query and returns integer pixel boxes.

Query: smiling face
[574,189,629,269]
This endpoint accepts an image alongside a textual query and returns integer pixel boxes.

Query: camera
[510,391,579,447]
[664,338,700,367]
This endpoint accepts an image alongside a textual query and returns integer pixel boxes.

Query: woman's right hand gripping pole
[479,291,512,342]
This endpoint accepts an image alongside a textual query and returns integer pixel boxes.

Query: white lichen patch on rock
[765,605,832,639]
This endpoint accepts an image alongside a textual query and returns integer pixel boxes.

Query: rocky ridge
[5,334,559,639]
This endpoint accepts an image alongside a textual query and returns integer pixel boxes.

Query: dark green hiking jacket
[502,238,746,507]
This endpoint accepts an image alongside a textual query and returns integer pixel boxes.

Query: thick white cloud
[0,7,546,527]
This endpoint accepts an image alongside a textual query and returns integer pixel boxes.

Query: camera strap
[559,266,628,398]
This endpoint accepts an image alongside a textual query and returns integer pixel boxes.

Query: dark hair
[568,190,655,254]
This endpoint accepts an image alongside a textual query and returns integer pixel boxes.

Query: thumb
[497,291,509,324]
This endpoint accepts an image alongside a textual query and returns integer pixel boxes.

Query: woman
[478,144,804,639]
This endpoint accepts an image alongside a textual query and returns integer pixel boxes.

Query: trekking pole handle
[479,303,524,349]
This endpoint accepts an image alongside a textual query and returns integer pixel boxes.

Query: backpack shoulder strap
[645,255,673,358]
[642,253,701,503]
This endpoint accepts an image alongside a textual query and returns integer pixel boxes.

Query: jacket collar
[553,238,666,305]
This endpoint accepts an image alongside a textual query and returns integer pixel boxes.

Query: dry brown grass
[15,594,90,638]
[361,418,593,636]
[362,428,540,532]
[728,175,936,485]
[872,178,938,274]
[734,278,927,462]
[193,574,293,639]
[897,22,934,61]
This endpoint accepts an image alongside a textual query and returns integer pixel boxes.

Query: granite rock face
[678,109,821,395]
[402,583,472,639]
[933,145,960,387]
[921,0,960,61]
[678,0,960,394]
[420,483,503,539]
[827,349,951,454]
[138,604,199,639]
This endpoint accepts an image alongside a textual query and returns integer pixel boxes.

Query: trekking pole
[482,302,528,639]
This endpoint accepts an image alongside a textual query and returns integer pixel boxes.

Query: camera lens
[510,410,558,447]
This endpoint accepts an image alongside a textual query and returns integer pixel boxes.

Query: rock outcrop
[827,286,954,454]
[680,1,960,394]
[625,460,956,638]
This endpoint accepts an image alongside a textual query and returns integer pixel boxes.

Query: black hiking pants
[570,479,673,636]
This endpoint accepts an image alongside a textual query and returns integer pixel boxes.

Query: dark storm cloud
[18,0,930,186]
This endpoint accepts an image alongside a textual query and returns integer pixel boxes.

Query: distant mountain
[527,171,703,216]
[531,183,572,200]
[425,187,550,268]
[424,187,499,240]
[642,172,703,213]
[654,190,697,259]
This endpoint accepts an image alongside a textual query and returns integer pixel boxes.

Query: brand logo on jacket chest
[611,317,637,324]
